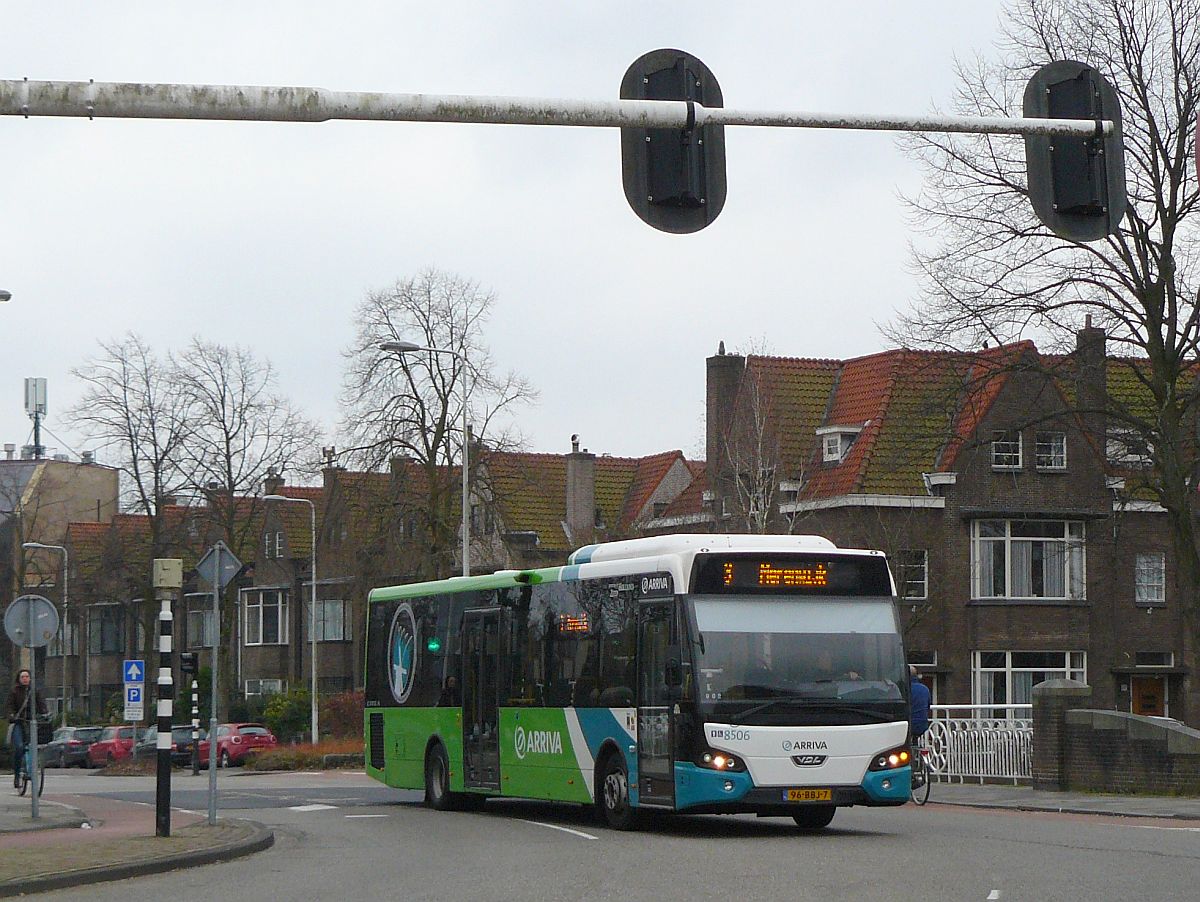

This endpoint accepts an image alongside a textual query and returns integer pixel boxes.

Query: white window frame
[1035,431,1067,470]
[1134,552,1166,606]
[822,434,842,462]
[243,588,289,646]
[1106,428,1153,468]
[245,678,285,698]
[991,431,1022,469]
[971,519,1085,600]
[898,549,928,600]
[972,650,1086,708]
[307,598,346,643]
[48,618,78,657]
[263,531,273,559]
[186,595,217,648]
[274,531,284,558]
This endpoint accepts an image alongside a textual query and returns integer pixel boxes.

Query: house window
[245,678,285,698]
[87,605,125,654]
[186,596,216,648]
[263,532,272,559]
[244,589,288,645]
[897,549,928,599]
[972,650,1086,708]
[1134,651,1173,667]
[274,531,284,558]
[1035,432,1066,470]
[991,431,1022,469]
[1135,552,1166,606]
[48,618,78,657]
[822,434,842,462]
[308,599,346,642]
[1106,428,1153,468]
[971,520,1085,600]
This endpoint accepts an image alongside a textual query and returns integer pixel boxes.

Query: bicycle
[12,723,46,798]
[910,737,931,806]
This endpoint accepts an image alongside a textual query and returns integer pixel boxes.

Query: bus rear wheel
[597,753,638,831]
[792,805,836,830]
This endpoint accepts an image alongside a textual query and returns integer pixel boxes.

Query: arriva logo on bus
[513,725,563,760]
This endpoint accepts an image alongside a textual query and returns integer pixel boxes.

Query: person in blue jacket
[909,665,931,742]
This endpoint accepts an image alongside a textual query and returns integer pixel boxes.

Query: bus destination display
[694,554,891,597]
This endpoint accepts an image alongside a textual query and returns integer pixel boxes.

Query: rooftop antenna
[24,378,47,460]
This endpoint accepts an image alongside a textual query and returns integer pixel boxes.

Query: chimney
[264,466,284,496]
[706,344,745,500]
[3,443,14,460]
[565,435,596,543]
[1075,318,1106,445]
[81,450,95,465]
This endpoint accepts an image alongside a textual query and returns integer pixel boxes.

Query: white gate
[923,704,1032,784]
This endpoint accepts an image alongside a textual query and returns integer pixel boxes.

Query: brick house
[702,329,1197,726]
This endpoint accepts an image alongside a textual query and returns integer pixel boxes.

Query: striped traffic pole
[192,679,200,776]
[152,560,182,838]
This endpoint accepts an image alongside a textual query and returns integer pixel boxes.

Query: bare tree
[892,0,1200,640]
[340,268,536,579]
[175,338,319,706]
[69,334,193,521]
[721,365,784,534]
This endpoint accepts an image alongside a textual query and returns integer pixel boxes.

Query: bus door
[462,609,501,789]
[637,601,676,806]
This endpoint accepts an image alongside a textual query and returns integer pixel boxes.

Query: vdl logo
[388,603,418,704]
[513,725,563,760]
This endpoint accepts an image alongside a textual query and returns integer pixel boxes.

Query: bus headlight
[868,745,911,771]
[697,750,745,772]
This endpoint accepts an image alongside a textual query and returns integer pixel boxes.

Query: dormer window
[817,424,863,463]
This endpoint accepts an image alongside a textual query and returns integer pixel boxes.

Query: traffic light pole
[151,560,182,839]
[0,78,1112,138]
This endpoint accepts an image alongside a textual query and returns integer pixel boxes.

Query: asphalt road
[36,770,1200,902]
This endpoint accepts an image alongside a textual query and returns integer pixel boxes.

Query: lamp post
[378,340,470,578]
[263,493,319,743]
[22,542,68,726]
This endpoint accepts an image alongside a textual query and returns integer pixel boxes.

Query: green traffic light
[426,636,442,653]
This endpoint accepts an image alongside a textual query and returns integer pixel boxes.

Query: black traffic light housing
[1024,60,1126,242]
[620,49,727,233]
[179,652,198,675]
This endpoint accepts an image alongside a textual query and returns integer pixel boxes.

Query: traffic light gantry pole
[0,77,1111,137]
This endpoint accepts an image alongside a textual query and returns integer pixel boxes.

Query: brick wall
[1063,709,1200,795]
[1032,679,1093,790]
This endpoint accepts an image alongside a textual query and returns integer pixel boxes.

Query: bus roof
[368,534,889,604]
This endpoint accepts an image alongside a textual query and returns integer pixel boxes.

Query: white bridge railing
[923,704,1033,784]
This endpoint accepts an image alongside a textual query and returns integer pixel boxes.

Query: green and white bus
[364,534,913,830]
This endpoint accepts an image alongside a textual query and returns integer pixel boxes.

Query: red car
[85,725,145,767]
[197,723,278,768]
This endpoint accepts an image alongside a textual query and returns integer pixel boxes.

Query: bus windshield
[688,596,906,723]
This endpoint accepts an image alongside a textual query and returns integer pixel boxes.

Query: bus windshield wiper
[726,696,806,724]
[726,699,899,725]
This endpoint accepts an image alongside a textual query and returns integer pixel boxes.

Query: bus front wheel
[792,805,836,830]
[597,754,638,831]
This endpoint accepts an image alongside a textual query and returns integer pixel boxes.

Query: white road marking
[289,803,338,811]
[345,814,389,818]
[518,818,598,840]
[987,891,1001,900]
[1126,824,1200,832]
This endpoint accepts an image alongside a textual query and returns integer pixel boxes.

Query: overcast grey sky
[1,1,1009,474]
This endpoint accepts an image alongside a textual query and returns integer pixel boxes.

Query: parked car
[40,726,105,768]
[85,725,146,767]
[196,723,278,768]
[133,725,207,766]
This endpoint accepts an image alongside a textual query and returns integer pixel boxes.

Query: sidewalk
[0,787,272,897]
[930,780,1200,820]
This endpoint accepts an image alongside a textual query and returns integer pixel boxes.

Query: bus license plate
[784,788,832,802]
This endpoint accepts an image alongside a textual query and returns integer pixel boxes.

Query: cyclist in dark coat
[909,665,931,741]
[7,669,48,786]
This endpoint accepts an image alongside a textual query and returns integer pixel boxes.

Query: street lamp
[378,339,470,578]
[263,493,319,743]
[22,542,68,726]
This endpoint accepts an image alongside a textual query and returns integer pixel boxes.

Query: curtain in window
[1043,541,1065,597]
[979,539,1005,596]
[1010,541,1032,596]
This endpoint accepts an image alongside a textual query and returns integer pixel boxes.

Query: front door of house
[1131,675,1166,717]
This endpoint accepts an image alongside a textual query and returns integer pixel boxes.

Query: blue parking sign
[126,685,142,703]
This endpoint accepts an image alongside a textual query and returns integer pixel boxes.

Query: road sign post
[4,595,59,820]
[195,542,241,825]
